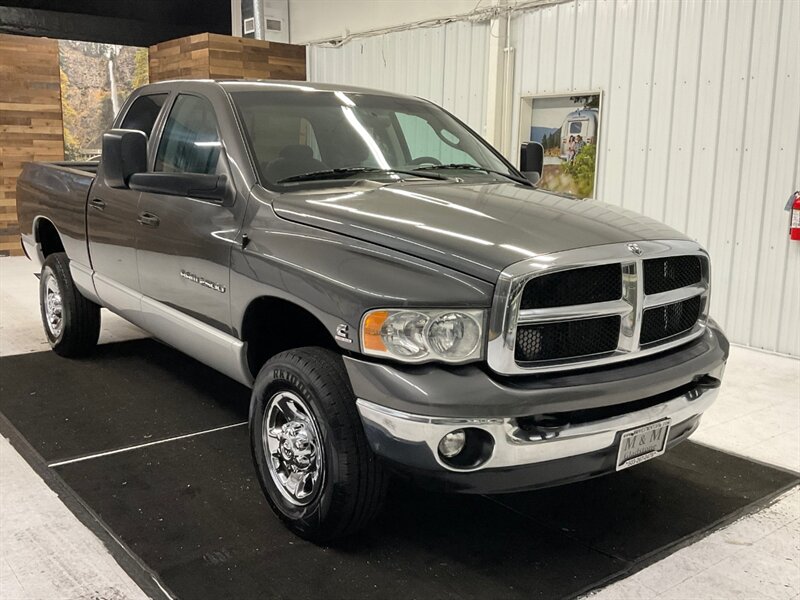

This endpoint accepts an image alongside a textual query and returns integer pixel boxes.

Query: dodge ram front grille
[515,316,621,362]
[643,255,703,295]
[487,241,711,375]
[519,263,622,309]
[640,295,702,345]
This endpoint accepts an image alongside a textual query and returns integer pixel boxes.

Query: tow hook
[516,414,571,441]
[688,374,722,400]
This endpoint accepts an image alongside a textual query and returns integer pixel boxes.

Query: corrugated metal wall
[308,19,490,135]
[510,0,799,356]
[307,0,800,356]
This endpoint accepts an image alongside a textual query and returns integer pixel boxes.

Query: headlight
[361,308,484,363]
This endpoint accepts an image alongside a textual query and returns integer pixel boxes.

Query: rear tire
[249,347,387,542]
[39,252,100,357]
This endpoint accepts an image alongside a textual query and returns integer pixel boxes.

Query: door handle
[137,212,160,227]
[89,198,105,211]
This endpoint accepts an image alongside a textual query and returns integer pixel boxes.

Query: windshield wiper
[414,163,532,186]
[276,167,450,184]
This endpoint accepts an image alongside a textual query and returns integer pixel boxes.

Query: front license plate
[616,419,671,471]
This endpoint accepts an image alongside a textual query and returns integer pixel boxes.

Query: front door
[135,93,242,334]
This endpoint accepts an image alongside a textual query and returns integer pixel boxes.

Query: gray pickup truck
[17,80,728,541]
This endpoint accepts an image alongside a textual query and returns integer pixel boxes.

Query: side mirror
[102,129,147,189]
[519,142,544,185]
[128,172,232,205]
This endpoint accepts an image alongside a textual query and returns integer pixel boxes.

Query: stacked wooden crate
[149,33,305,83]
[0,34,65,257]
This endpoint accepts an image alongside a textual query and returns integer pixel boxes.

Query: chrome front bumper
[356,377,720,475]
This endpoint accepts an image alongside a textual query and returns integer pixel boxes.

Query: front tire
[249,347,387,542]
[39,252,100,357]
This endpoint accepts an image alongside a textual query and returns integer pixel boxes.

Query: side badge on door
[180,270,227,293]
[335,323,353,344]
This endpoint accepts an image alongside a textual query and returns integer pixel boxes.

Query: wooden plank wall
[207,34,305,80]
[147,33,212,82]
[0,34,64,257]
[149,33,305,83]
[0,32,305,257]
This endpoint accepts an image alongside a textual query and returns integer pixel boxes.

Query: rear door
[135,93,243,334]
[88,92,169,316]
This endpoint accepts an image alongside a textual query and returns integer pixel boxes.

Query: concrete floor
[1,255,798,599]
[1,258,149,600]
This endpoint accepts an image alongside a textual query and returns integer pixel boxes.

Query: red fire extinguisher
[790,191,800,241]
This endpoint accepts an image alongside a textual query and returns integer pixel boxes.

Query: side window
[120,94,168,138]
[395,113,476,166]
[155,95,221,174]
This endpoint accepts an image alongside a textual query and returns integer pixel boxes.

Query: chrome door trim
[94,272,143,323]
[141,295,253,386]
[487,239,710,375]
[69,260,101,304]
[93,272,253,387]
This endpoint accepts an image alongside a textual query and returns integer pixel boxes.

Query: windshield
[230,90,517,187]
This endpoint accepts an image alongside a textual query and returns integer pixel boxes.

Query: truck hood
[272,181,689,282]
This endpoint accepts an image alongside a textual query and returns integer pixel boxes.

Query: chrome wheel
[263,390,325,506]
[43,272,63,339]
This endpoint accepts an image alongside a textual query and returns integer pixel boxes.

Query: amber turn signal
[362,310,389,351]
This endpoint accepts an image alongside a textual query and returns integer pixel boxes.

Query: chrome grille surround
[487,240,710,375]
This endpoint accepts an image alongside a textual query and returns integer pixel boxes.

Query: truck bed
[48,161,100,176]
[16,161,99,267]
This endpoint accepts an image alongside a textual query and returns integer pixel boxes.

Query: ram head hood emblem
[626,243,643,256]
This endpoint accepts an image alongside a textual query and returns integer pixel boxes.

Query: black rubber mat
[1,340,798,600]
[0,339,250,462]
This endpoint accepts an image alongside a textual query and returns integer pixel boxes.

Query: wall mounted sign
[518,92,602,199]
[58,40,149,161]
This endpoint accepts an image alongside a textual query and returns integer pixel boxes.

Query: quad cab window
[120,93,168,138]
[155,95,222,174]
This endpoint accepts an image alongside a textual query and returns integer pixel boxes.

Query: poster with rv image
[58,41,149,161]
[528,94,600,199]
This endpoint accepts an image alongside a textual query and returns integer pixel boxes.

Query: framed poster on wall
[58,41,149,161]
[518,92,602,199]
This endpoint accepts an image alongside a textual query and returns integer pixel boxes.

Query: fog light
[438,430,467,458]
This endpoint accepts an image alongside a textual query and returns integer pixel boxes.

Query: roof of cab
[140,78,415,99]
[218,79,419,99]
